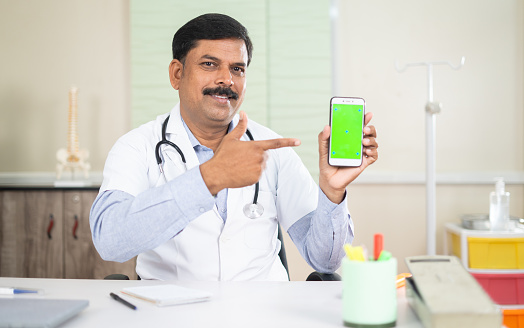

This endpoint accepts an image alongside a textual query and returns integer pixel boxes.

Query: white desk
[0,277,423,328]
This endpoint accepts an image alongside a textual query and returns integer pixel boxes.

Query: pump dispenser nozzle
[495,177,505,195]
[489,177,510,231]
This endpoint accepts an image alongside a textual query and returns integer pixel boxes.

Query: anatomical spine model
[56,86,90,179]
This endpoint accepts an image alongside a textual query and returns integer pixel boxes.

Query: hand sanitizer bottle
[489,177,510,231]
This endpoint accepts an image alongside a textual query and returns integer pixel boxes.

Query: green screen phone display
[330,103,364,160]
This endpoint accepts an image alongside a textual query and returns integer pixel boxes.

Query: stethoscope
[155,115,264,219]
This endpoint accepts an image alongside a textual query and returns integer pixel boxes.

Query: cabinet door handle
[47,214,54,239]
[72,215,79,240]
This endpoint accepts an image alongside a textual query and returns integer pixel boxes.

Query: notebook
[121,284,212,307]
[0,298,89,328]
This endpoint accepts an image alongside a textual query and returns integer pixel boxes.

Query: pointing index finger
[254,138,301,150]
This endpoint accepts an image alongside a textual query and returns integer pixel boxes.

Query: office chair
[276,225,341,281]
[105,225,340,281]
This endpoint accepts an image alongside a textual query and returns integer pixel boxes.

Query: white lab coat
[100,104,318,281]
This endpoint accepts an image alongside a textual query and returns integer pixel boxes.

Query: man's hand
[318,112,378,204]
[200,111,301,195]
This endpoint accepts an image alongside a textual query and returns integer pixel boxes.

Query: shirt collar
[181,117,234,150]
[181,117,201,149]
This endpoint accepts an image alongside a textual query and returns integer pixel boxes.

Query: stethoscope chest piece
[243,202,264,219]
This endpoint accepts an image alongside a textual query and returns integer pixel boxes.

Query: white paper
[121,285,212,307]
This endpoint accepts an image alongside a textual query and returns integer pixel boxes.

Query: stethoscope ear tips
[243,203,264,219]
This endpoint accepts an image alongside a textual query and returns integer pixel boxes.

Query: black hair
[172,13,253,66]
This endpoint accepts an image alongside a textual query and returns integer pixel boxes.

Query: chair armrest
[306,271,341,281]
[104,274,130,280]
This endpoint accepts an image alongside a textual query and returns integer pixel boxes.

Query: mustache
[202,86,239,100]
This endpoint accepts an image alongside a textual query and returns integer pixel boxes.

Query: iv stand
[395,57,465,256]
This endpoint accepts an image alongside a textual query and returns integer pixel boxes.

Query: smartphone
[328,97,365,167]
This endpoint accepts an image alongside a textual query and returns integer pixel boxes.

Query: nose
[216,67,234,87]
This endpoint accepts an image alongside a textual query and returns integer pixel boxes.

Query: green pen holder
[342,257,397,328]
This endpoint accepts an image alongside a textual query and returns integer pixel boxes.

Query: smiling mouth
[213,95,229,100]
[209,95,231,104]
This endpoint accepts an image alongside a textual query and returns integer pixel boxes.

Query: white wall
[0,0,130,173]
[336,0,523,173]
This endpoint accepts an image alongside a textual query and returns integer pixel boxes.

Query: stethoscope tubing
[244,129,259,205]
[155,115,261,217]
[155,116,186,173]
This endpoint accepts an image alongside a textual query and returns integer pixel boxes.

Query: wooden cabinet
[0,191,64,278]
[0,189,136,279]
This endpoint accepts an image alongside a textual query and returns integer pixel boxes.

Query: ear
[169,59,184,90]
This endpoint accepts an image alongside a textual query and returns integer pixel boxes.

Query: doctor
[90,13,378,281]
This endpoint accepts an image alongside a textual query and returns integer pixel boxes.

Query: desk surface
[0,277,423,328]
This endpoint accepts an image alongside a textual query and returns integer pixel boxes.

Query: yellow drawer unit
[468,237,524,269]
[444,223,524,270]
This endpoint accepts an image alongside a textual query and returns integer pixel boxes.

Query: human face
[169,38,248,129]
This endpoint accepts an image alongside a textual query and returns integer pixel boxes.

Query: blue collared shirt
[182,119,230,221]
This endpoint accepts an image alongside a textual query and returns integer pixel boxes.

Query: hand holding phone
[328,97,365,167]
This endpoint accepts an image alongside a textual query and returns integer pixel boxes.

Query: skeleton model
[56,86,90,179]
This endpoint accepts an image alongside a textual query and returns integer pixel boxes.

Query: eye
[201,61,216,68]
[232,66,245,76]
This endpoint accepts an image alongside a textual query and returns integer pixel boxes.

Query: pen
[110,292,137,310]
[374,233,383,261]
[0,287,40,295]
